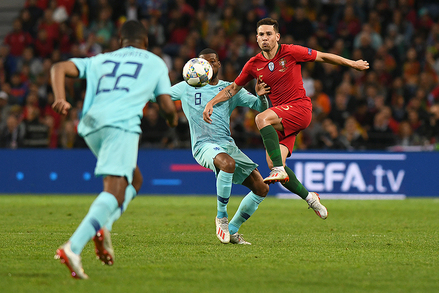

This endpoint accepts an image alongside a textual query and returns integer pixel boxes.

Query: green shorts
[194,142,258,185]
[84,127,139,184]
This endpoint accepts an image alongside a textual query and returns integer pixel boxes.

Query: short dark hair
[256,18,279,33]
[198,48,219,59]
[120,20,148,42]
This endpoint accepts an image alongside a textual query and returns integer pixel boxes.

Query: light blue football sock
[69,191,118,255]
[216,171,234,219]
[104,185,137,231]
[229,192,265,235]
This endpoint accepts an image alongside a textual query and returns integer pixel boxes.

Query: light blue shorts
[194,142,258,185]
[84,127,139,184]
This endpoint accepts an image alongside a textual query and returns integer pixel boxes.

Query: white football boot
[263,167,290,184]
[306,192,328,219]
[215,217,230,243]
[54,241,89,279]
[230,233,251,245]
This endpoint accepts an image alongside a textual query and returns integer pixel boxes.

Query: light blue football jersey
[71,46,171,136]
[170,80,267,155]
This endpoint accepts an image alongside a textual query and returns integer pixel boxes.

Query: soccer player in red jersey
[203,18,369,219]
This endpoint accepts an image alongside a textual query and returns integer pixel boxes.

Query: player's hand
[52,100,71,115]
[352,60,370,71]
[167,114,178,128]
[203,102,213,124]
[256,79,271,96]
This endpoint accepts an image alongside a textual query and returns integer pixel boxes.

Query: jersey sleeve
[288,44,317,63]
[235,59,255,87]
[70,57,92,79]
[153,65,172,97]
[233,88,265,112]
[170,81,187,101]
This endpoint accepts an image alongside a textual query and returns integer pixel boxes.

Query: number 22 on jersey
[96,60,143,95]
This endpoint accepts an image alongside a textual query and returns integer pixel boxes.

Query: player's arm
[255,79,271,111]
[156,94,178,127]
[315,51,369,71]
[203,82,242,123]
[50,61,79,115]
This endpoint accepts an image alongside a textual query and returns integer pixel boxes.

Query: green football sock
[104,185,137,231]
[216,171,234,219]
[260,125,283,167]
[282,166,309,199]
[229,192,265,235]
[69,191,118,255]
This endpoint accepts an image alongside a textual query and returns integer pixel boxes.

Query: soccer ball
[182,58,213,87]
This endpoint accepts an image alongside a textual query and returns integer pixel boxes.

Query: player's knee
[255,113,264,129]
[132,169,143,193]
[255,182,269,197]
[215,155,236,173]
[224,159,236,173]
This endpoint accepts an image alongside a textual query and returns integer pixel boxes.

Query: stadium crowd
[0,0,439,151]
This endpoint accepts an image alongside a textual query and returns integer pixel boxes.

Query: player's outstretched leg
[306,192,328,219]
[215,170,233,243]
[282,166,328,219]
[56,191,118,278]
[54,241,89,279]
[228,192,265,245]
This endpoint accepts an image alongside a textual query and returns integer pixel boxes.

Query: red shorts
[270,102,312,156]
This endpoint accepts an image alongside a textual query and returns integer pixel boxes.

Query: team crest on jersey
[279,58,287,72]
[268,61,275,71]
[218,87,224,92]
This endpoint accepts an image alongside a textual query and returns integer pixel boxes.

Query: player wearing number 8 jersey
[203,18,369,219]
[169,48,270,245]
[51,20,177,279]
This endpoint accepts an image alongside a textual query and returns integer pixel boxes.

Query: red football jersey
[235,44,317,106]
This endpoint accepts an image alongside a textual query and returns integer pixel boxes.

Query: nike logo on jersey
[256,67,264,71]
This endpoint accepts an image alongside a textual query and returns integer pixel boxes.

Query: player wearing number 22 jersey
[52,20,177,279]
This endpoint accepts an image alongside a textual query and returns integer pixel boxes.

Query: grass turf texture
[1,195,438,293]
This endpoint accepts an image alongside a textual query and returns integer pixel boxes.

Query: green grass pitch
[1,195,438,293]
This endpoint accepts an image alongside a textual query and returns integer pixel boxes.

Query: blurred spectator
[20,105,49,148]
[16,47,43,78]
[19,8,37,37]
[38,9,59,43]
[340,116,368,150]
[34,29,55,58]
[4,18,33,58]
[140,105,172,148]
[367,110,396,149]
[311,79,331,119]
[89,6,114,47]
[0,91,9,126]
[328,91,351,130]
[0,114,24,148]
[9,73,29,106]
[394,120,422,147]
[317,119,350,150]
[286,6,314,45]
